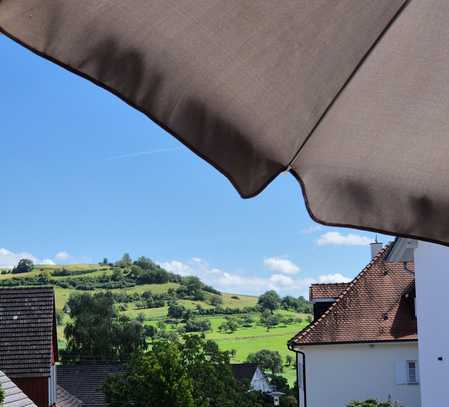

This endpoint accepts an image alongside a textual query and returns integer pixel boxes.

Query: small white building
[289,241,421,407]
[231,363,272,393]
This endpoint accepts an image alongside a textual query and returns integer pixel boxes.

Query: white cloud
[269,274,294,286]
[318,273,352,284]
[0,248,51,268]
[55,251,71,261]
[316,231,374,246]
[160,260,191,276]
[301,224,322,234]
[263,257,300,274]
[158,257,336,297]
[41,259,56,265]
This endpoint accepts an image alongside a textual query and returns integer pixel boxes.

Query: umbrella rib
[286,0,412,171]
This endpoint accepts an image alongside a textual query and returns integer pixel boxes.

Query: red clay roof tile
[309,283,351,302]
[290,245,417,346]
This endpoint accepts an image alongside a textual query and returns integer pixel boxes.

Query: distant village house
[0,287,81,407]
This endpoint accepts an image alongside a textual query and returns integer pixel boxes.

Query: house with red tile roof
[288,241,421,407]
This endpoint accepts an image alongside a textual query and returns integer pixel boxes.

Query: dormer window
[404,286,417,321]
[313,298,336,321]
[310,283,351,321]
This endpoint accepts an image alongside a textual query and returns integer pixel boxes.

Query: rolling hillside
[0,262,311,383]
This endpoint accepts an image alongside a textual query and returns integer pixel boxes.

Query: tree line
[60,291,297,407]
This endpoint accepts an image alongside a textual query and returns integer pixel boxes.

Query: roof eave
[289,338,418,350]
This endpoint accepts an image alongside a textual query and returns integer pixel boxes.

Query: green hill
[0,261,311,384]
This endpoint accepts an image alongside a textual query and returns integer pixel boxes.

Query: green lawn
[0,264,111,280]
[221,293,258,308]
[0,269,41,280]
[203,314,306,384]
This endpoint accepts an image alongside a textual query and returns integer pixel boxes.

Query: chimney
[370,237,383,259]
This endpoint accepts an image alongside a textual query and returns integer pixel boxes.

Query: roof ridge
[289,243,393,346]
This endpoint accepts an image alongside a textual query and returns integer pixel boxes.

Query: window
[395,360,419,385]
[407,360,418,384]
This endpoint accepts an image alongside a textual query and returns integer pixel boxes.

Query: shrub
[168,303,187,319]
[241,314,255,327]
[260,311,281,330]
[12,259,34,274]
[347,400,394,407]
[218,317,240,334]
[184,318,211,333]
[209,295,223,306]
[56,310,65,326]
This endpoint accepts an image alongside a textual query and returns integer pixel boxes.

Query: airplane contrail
[106,147,182,160]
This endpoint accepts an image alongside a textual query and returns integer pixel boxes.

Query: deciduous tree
[12,258,33,274]
[104,335,257,407]
[247,349,283,375]
[258,290,281,313]
[62,292,147,361]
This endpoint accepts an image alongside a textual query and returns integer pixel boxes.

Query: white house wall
[297,342,420,407]
[415,241,449,407]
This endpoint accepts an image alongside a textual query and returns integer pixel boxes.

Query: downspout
[288,343,307,407]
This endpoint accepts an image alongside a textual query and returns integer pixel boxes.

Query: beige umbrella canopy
[2,0,449,244]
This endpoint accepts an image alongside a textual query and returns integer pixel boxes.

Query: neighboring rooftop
[57,362,123,407]
[290,245,417,346]
[309,283,350,302]
[0,287,56,378]
[56,385,83,407]
[0,369,37,407]
[231,363,258,384]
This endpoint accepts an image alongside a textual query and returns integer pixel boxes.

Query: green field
[1,263,309,384]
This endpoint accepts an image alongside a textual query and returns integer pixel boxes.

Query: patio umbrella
[2,0,449,244]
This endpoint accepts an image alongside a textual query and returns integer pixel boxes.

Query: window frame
[406,360,418,385]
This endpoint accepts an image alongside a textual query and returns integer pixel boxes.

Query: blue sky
[0,36,393,296]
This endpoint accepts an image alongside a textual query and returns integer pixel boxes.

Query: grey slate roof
[0,287,55,378]
[0,370,37,407]
[57,363,123,407]
[56,385,83,407]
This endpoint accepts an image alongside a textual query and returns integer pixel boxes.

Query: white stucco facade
[296,342,421,407]
[415,241,449,407]
[250,367,272,393]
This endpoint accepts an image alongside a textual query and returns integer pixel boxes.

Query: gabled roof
[0,370,37,407]
[57,362,123,407]
[309,283,350,302]
[56,385,83,407]
[290,245,417,346]
[0,287,56,378]
[231,363,258,384]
